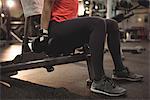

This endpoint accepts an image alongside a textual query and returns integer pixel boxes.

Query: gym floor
[0,40,149,100]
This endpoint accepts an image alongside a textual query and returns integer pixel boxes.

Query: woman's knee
[106,19,118,29]
[89,17,106,31]
[106,19,119,34]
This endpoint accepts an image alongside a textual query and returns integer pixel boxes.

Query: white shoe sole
[90,87,126,97]
[112,75,143,82]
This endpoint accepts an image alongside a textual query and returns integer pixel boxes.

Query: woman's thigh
[47,17,105,53]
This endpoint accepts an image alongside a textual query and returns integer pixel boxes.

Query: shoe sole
[0,81,11,88]
[90,87,126,97]
[112,75,143,82]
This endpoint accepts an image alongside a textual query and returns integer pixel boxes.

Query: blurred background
[0,0,149,43]
[0,1,149,99]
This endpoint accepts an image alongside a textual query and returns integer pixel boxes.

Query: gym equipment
[10,15,25,42]
[84,0,146,54]
[0,16,94,87]
[121,46,146,54]
[83,0,106,17]
[113,0,148,54]
[0,1,24,42]
[118,0,133,9]
[0,6,11,40]
[138,0,149,8]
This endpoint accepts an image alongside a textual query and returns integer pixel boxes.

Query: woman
[32,0,143,96]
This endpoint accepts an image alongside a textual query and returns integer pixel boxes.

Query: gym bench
[0,17,94,87]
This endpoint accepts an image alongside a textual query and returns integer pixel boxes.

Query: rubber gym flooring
[0,40,149,100]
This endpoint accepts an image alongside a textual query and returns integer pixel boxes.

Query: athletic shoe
[112,67,144,81]
[28,36,38,43]
[31,36,49,53]
[90,76,126,96]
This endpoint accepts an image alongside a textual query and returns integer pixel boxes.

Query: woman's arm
[41,0,55,30]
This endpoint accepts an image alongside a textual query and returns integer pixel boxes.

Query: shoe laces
[122,67,136,77]
[114,67,130,77]
[103,76,117,88]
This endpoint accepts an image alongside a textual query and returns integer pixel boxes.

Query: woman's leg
[106,19,143,81]
[48,17,106,80]
[88,18,106,80]
[46,17,127,96]
[106,19,124,70]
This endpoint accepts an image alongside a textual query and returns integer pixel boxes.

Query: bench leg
[83,44,94,87]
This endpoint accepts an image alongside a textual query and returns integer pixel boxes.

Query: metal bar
[83,44,94,81]
[10,21,24,25]
[22,17,31,54]
[1,53,87,73]
[10,31,23,43]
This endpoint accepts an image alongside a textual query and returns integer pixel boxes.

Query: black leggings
[47,16,124,81]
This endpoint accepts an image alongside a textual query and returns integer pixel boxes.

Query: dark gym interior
[0,0,149,100]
